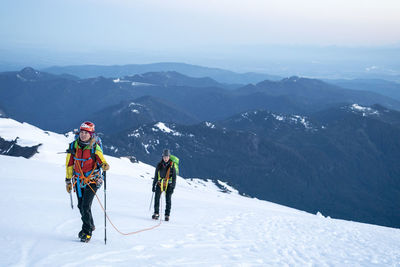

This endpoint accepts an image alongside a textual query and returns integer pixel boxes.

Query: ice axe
[69,191,74,209]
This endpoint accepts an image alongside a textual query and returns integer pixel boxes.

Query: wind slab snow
[0,118,399,266]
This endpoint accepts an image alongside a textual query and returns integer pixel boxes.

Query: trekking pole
[104,171,107,245]
[149,191,154,211]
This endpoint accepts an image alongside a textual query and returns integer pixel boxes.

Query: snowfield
[0,118,399,266]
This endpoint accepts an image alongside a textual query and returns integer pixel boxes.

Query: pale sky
[1,0,400,71]
[1,0,400,50]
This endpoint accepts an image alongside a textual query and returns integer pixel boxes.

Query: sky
[1,0,400,73]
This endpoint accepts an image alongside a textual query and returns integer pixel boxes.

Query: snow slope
[0,118,399,266]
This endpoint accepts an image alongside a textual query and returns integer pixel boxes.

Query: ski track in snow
[1,119,400,266]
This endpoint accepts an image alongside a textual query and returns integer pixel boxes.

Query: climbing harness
[157,162,173,192]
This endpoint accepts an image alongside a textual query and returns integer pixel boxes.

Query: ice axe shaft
[69,192,73,209]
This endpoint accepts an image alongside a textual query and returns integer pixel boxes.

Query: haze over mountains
[3,45,400,82]
[42,62,282,85]
[326,78,400,102]
[1,63,400,228]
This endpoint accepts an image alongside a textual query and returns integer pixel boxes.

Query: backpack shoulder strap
[66,140,77,155]
[168,161,175,175]
[90,142,98,163]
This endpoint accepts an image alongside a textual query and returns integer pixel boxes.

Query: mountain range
[42,62,282,84]
[2,67,400,133]
[102,104,400,228]
[1,66,400,228]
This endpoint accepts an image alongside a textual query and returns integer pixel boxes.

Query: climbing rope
[86,183,163,236]
[75,160,163,236]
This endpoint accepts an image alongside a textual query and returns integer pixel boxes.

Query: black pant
[75,184,98,234]
[154,185,173,216]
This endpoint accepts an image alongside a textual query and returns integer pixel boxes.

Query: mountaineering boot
[80,233,92,243]
[152,213,159,220]
[78,230,85,239]
[165,215,169,221]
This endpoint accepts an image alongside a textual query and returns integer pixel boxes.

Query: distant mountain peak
[284,76,301,82]
[14,67,76,82]
[20,66,38,74]
[281,76,324,84]
[17,67,43,81]
[255,76,323,88]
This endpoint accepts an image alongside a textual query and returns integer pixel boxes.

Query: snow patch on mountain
[239,111,260,122]
[153,122,182,136]
[109,145,119,153]
[113,78,154,87]
[142,142,151,154]
[131,81,154,86]
[235,111,314,130]
[350,104,380,117]
[271,113,314,130]
[141,139,160,154]
[113,78,130,83]
[16,73,28,81]
[128,131,140,138]
[128,102,144,107]
[292,115,312,129]
[128,127,143,138]
[205,122,216,128]
[272,114,284,121]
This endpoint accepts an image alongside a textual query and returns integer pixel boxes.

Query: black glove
[152,184,156,192]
